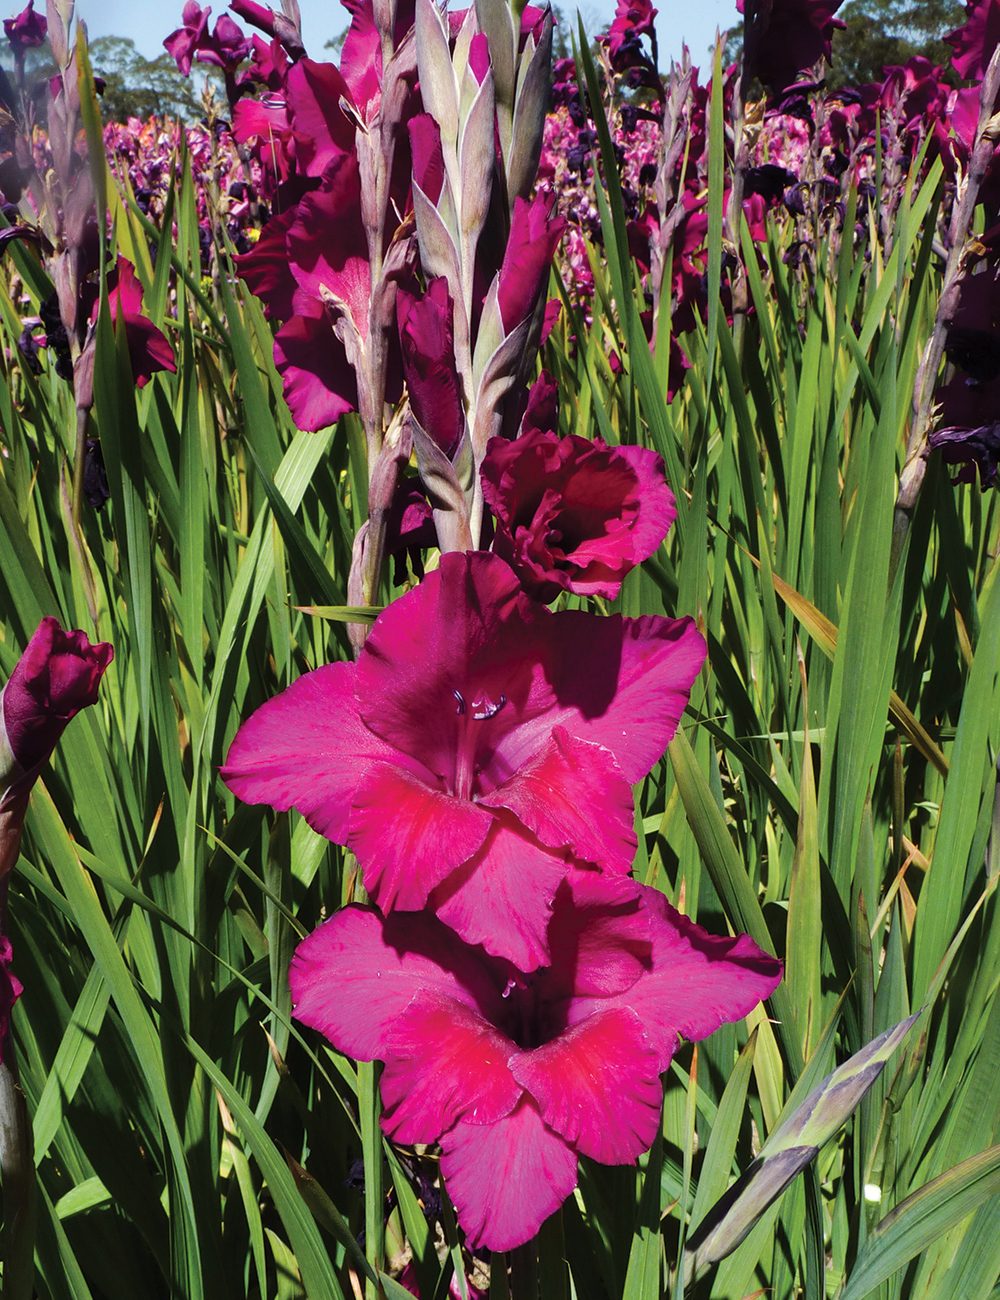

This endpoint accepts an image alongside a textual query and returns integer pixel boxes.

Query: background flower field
[2,0,1000,1297]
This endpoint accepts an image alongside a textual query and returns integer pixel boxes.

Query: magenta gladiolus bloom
[222,552,706,969]
[3,0,46,52]
[290,875,783,1250]
[481,431,677,603]
[0,617,112,1068]
[94,258,177,389]
[946,0,1000,80]
[497,195,566,334]
[164,2,212,76]
[1,617,114,818]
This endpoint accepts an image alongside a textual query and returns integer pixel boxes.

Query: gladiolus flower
[3,0,46,53]
[482,431,677,603]
[164,2,212,76]
[222,551,706,970]
[85,258,177,390]
[0,618,113,1067]
[290,875,783,1250]
[497,195,566,335]
[738,0,845,93]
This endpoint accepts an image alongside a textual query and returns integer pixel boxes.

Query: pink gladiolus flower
[0,935,22,1066]
[3,0,45,53]
[481,431,677,603]
[290,875,783,1250]
[946,0,1000,81]
[195,13,252,72]
[222,552,706,970]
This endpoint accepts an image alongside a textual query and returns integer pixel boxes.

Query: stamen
[471,692,506,721]
[453,689,467,715]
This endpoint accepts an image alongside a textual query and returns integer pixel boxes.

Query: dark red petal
[273,314,359,431]
[350,762,492,911]
[511,1007,662,1163]
[380,990,520,1143]
[221,662,413,844]
[290,906,504,1061]
[440,1099,578,1251]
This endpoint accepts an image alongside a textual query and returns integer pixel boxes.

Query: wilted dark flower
[83,439,110,510]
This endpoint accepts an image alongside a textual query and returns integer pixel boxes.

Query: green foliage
[829,0,965,88]
[90,36,206,121]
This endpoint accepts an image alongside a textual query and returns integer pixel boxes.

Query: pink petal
[545,611,707,783]
[569,885,784,1071]
[430,815,568,971]
[481,726,637,873]
[284,58,356,176]
[539,871,650,1001]
[354,552,551,786]
[349,763,492,911]
[511,1007,662,1164]
[380,990,520,1143]
[440,1098,578,1251]
[273,314,359,431]
[221,662,418,843]
[290,906,505,1061]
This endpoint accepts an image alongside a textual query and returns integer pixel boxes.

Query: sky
[75,0,740,67]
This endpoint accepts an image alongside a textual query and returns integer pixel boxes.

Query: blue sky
[76,0,740,67]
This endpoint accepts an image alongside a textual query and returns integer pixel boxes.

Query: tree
[89,36,206,122]
[828,0,965,88]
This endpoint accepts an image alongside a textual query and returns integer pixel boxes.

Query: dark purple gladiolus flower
[497,195,566,335]
[223,551,706,970]
[738,0,845,92]
[290,874,783,1251]
[481,431,677,603]
[946,0,1000,80]
[397,277,464,457]
[3,0,45,52]
[606,0,657,72]
[196,13,252,72]
[164,1,212,76]
[83,439,110,510]
[928,418,1000,488]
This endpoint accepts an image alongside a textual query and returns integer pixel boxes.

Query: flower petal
[481,726,636,872]
[570,885,784,1071]
[539,871,650,1001]
[380,990,520,1143]
[350,762,492,910]
[440,1098,578,1251]
[511,1006,662,1164]
[221,662,416,844]
[546,611,707,783]
[289,906,505,1061]
[430,815,568,971]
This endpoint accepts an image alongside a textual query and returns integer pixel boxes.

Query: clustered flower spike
[217,0,785,1257]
